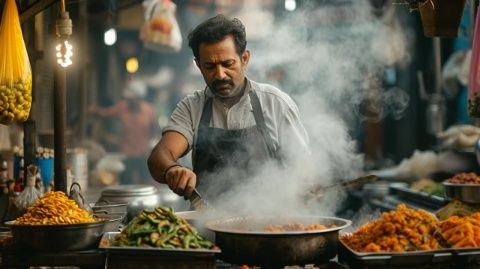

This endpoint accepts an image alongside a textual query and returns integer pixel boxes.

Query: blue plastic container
[13,156,22,181]
[35,158,54,187]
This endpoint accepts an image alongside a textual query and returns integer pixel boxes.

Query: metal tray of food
[99,232,220,256]
[449,248,480,269]
[100,232,219,269]
[389,185,447,209]
[338,238,453,269]
[443,182,480,204]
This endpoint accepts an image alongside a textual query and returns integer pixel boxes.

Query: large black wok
[206,215,351,267]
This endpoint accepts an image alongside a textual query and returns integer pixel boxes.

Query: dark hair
[188,14,247,59]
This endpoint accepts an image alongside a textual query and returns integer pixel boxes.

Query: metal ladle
[309,175,379,198]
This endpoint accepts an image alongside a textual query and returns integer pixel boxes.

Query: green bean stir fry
[111,207,217,249]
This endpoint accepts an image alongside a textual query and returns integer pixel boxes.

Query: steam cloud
[197,0,412,220]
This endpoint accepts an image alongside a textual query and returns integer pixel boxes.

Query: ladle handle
[312,175,379,195]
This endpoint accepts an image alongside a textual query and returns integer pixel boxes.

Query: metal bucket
[68,148,89,190]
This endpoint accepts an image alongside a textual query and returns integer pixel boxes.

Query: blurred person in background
[90,80,157,185]
[148,15,309,202]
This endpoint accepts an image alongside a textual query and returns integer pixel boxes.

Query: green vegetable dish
[111,207,217,250]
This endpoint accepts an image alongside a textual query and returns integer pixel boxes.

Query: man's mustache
[212,80,234,89]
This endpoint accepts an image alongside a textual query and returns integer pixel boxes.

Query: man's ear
[242,50,250,67]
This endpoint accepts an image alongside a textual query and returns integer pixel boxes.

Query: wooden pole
[53,60,67,192]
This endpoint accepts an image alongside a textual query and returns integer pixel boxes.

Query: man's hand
[164,166,196,198]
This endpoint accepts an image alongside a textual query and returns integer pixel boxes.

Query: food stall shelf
[0,249,105,269]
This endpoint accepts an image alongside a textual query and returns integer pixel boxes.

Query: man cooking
[148,14,309,202]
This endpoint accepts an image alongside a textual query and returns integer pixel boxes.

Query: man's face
[195,35,250,99]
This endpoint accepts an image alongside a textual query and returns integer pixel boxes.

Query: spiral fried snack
[341,204,443,252]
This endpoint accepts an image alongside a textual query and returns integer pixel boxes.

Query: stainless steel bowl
[93,213,126,232]
[97,184,189,221]
[444,182,480,203]
[206,215,351,267]
[5,220,107,251]
[91,202,128,215]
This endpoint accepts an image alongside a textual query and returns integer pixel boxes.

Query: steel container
[5,220,107,251]
[93,213,126,232]
[91,201,128,215]
[443,182,480,203]
[206,215,351,267]
[98,184,189,221]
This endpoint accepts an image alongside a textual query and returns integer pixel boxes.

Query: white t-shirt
[163,79,310,162]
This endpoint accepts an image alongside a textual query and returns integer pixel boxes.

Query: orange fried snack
[440,212,480,248]
[341,204,443,252]
[15,191,95,225]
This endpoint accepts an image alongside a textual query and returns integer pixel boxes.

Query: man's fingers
[174,175,188,196]
[165,167,196,197]
[184,175,196,198]
[172,169,185,194]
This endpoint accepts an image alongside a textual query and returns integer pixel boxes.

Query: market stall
[4,0,480,268]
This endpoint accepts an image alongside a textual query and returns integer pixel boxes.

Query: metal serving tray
[338,239,453,269]
[449,247,480,269]
[99,232,221,254]
[389,185,447,210]
[443,182,480,204]
[99,232,220,269]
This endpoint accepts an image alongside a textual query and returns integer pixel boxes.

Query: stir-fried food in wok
[341,204,443,252]
[15,191,95,225]
[440,212,480,248]
[265,223,335,232]
[111,207,217,250]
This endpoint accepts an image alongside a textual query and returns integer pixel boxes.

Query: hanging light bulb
[55,0,73,68]
[104,28,117,46]
[285,0,296,11]
[56,40,73,67]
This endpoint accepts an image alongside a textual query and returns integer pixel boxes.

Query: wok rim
[206,215,351,235]
[5,219,108,229]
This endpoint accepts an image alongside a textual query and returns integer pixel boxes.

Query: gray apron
[192,90,279,201]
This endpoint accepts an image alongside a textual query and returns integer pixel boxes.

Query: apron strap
[249,90,279,160]
[193,97,213,163]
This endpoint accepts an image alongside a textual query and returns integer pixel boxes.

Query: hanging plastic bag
[140,0,182,53]
[0,0,32,125]
[12,165,42,218]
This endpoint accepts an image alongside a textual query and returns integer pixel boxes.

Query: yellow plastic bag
[0,0,32,125]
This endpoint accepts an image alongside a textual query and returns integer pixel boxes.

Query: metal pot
[97,184,189,221]
[5,220,107,251]
[206,215,351,267]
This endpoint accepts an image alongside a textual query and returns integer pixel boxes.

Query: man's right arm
[147,131,197,197]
